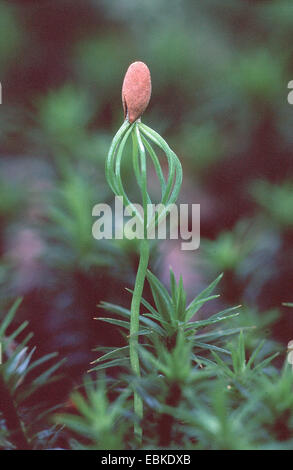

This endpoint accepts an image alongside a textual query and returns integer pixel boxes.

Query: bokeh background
[0,0,293,402]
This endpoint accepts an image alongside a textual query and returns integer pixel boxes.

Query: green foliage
[55,377,131,450]
[47,169,108,268]
[211,331,279,384]
[94,271,241,372]
[173,122,226,171]
[228,305,280,354]
[1,278,291,450]
[36,85,102,161]
[44,164,129,273]
[73,34,134,97]
[229,49,284,103]
[38,85,93,136]
[0,299,65,449]
[252,180,293,229]
[202,220,257,273]
[56,271,293,450]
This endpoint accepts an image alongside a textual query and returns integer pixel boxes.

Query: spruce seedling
[105,61,182,440]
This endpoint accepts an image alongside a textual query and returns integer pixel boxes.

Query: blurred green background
[0,0,293,393]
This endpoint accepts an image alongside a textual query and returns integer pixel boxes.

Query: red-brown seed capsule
[122,61,152,123]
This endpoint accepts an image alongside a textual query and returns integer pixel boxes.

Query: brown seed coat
[122,61,152,123]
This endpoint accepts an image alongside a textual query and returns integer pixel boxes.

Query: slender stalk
[129,238,150,441]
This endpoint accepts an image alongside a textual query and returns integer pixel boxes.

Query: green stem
[129,237,150,441]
